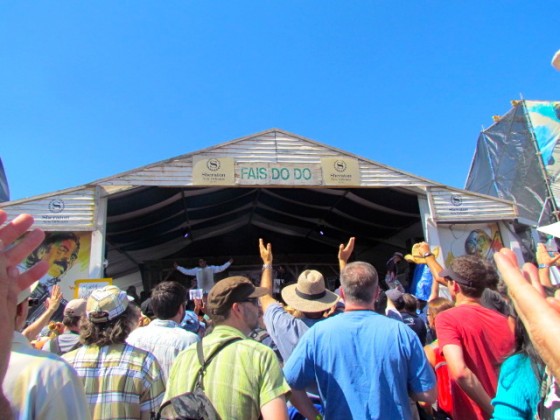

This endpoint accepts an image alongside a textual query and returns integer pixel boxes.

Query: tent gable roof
[94,128,438,190]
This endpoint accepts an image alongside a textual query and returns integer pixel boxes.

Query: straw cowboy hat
[281,269,339,313]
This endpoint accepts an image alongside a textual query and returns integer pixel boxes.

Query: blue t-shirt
[263,303,323,362]
[283,310,435,419]
[492,353,542,419]
[410,264,433,301]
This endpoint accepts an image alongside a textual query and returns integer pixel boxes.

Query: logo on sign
[334,160,347,172]
[48,199,65,213]
[207,159,221,171]
[450,195,463,207]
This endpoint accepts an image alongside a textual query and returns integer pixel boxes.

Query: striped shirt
[164,325,290,420]
[63,343,165,420]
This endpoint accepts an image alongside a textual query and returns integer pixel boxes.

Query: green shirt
[164,325,290,420]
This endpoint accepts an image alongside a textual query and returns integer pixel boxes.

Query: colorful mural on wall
[438,223,504,268]
[22,231,91,323]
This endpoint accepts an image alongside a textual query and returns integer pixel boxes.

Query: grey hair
[341,261,379,304]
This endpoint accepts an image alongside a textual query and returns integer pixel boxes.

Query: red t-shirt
[430,340,453,416]
[436,304,514,420]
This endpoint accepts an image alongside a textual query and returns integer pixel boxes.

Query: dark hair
[25,232,80,268]
[375,290,387,315]
[62,315,82,329]
[208,307,231,325]
[481,259,500,290]
[80,305,138,346]
[402,293,418,313]
[150,281,186,320]
[512,313,545,383]
[341,262,378,305]
[450,255,487,298]
[391,295,405,311]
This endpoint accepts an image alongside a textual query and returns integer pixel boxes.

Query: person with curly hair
[63,285,165,420]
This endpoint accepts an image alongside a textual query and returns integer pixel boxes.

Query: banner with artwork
[525,101,560,208]
[437,223,504,268]
[23,231,91,324]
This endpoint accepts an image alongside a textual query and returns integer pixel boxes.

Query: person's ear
[450,281,460,294]
[339,287,346,301]
[231,302,243,316]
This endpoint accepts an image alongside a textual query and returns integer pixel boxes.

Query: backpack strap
[195,337,241,391]
[50,336,62,356]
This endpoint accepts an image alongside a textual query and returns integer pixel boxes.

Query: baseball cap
[207,276,268,315]
[385,288,404,304]
[64,298,87,317]
[87,285,129,323]
[17,281,39,305]
[439,268,475,287]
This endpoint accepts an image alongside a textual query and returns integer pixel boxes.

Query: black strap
[195,337,241,391]
[295,288,326,300]
[51,336,62,355]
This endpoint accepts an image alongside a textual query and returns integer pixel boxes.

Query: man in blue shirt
[283,261,437,419]
[258,239,340,362]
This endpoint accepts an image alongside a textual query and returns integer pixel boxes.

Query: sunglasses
[239,298,259,306]
[28,298,40,307]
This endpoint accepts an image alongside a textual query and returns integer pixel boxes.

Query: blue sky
[1,2,559,201]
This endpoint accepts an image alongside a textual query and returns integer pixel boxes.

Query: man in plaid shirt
[64,285,165,420]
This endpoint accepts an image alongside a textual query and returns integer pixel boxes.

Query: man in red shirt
[436,255,514,420]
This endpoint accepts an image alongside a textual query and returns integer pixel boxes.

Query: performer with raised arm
[174,257,233,294]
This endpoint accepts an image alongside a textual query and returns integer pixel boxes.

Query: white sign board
[74,278,113,299]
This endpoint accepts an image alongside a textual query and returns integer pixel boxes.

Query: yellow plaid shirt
[164,325,290,420]
[63,343,165,420]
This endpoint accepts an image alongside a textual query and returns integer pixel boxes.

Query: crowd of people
[1,208,560,419]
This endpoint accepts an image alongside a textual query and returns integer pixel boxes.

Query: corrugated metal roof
[0,188,96,231]
[93,129,437,189]
[428,187,518,223]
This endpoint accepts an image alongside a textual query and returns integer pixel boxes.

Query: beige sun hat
[281,269,339,313]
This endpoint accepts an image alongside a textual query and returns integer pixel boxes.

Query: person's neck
[170,311,184,324]
[219,319,250,336]
[344,302,374,312]
[455,294,481,307]
[302,311,324,319]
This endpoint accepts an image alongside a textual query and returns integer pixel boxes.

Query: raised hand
[494,247,560,380]
[338,237,355,270]
[259,238,273,265]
